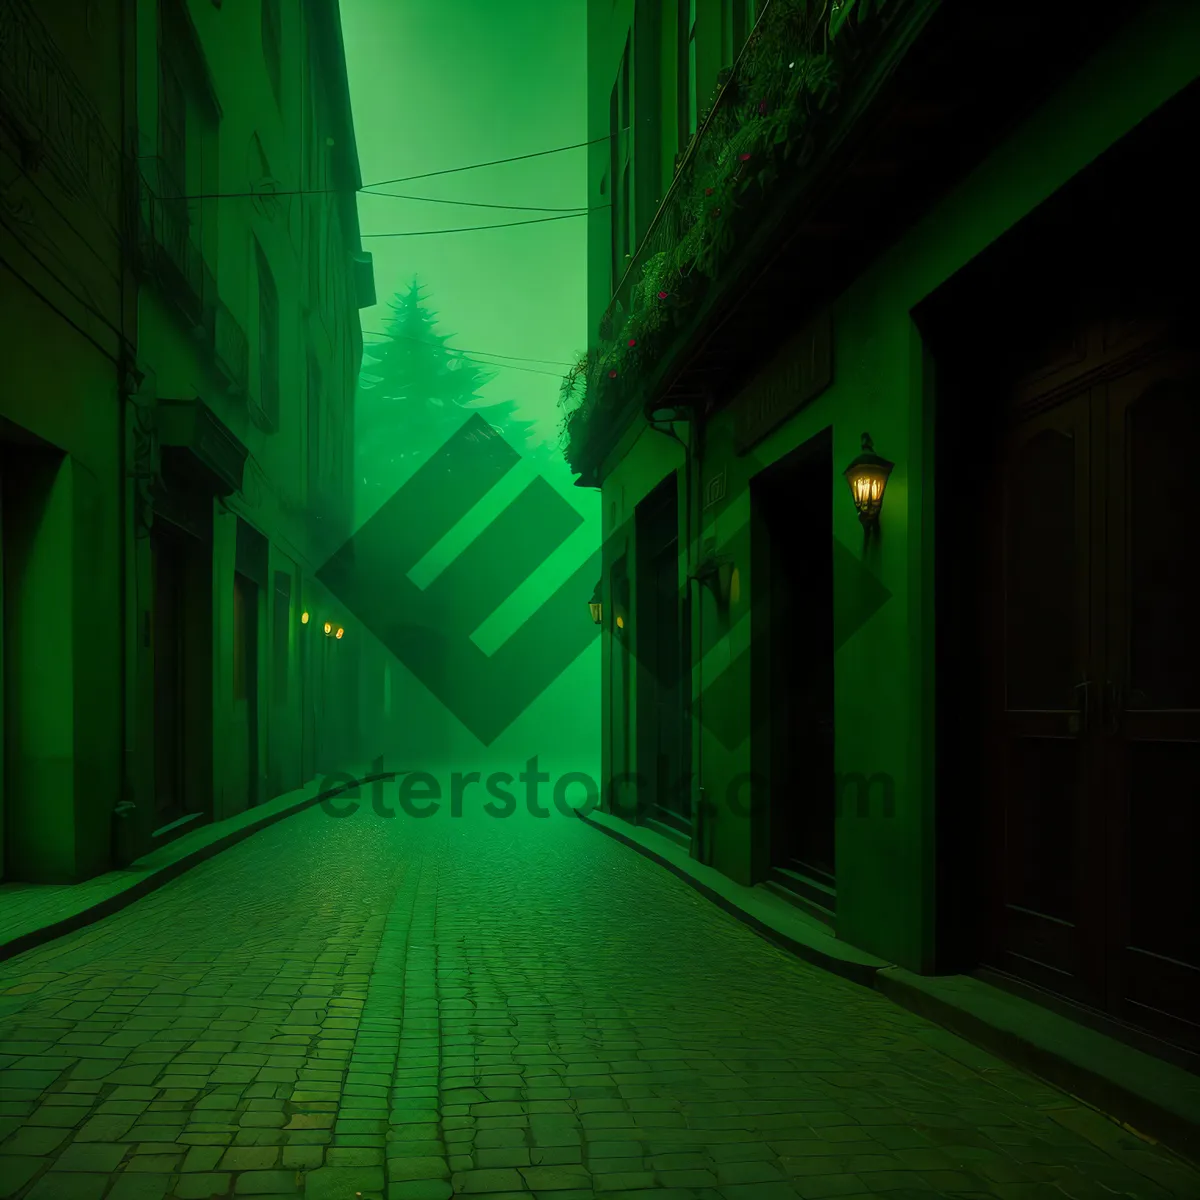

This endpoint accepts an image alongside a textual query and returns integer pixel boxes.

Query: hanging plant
[562,0,897,474]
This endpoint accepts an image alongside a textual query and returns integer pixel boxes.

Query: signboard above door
[733,311,833,455]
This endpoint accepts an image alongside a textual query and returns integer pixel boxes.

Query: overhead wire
[360,135,609,190]
[157,135,610,202]
[358,189,598,214]
[361,330,574,368]
[361,210,590,238]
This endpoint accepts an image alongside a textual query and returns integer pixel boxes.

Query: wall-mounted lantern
[588,581,603,625]
[693,546,736,608]
[844,432,893,529]
[301,611,310,625]
[335,626,344,640]
[324,621,333,636]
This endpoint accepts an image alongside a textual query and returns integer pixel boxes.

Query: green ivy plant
[559,0,894,472]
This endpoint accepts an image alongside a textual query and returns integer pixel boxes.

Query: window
[156,0,218,287]
[725,0,756,61]
[255,243,279,428]
[304,37,328,312]
[687,0,698,137]
[306,349,322,502]
[609,36,632,294]
[677,0,698,151]
[272,570,291,703]
[733,0,756,50]
[158,57,187,197]
[262,0,281,105]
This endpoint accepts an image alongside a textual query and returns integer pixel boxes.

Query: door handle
[1070,679,1094,735]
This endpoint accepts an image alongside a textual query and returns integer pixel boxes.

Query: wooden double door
[985,320,1200,1051]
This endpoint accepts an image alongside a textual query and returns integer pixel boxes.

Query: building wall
[591,0,1200,970]
[587,0,739,350]
[0,0,132,882]
[126,0,367,861]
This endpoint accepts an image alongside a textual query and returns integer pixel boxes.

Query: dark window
[159,59,187,195]
[272,570,291,703]
[262,0,281,104]
[307,350,322,502]
[609,36,632,295]
[724,0,753,59]
[678,0,698,150]
[687,0,698,136]
[256,243,279,428]
[609,80,620,291]
[157,40,189,254]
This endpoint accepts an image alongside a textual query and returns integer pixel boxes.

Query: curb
[876,966,1200,1168]
[0,772,398,965]
[577,809,882,990]
[580,809,1200,1169]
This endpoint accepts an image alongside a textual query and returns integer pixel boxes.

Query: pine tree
[355,278,569,514]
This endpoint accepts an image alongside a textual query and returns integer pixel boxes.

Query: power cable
[452,356,566,379]
[359,189,598,214]
[155,136,610,202]
[362,331,573,368]
[361,210,588,239]
[361,136,609,189]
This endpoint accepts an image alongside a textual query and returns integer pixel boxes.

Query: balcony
[138,159,214,346]
[561,0,926,478]
[562,0,1145,482]
[213,300,249,396]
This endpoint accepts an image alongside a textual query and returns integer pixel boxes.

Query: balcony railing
[138,157,212,341]
[562,0,905,471]
[214,298,250,396]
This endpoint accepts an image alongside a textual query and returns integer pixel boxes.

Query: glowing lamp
[324,621,333,636]
[588,581,603,625]
[335,627,344,640]
[301,611,310,624]
[844,432,893,528]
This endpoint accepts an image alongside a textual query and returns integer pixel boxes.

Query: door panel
[153,530,185,829]
[1103,351,1200,1048]
[652,536,687,827]
[987,388,1104,1005]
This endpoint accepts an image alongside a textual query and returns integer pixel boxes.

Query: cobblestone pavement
[1,794,1198,1200]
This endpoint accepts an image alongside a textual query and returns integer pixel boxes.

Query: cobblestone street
[1,801,1197,1200]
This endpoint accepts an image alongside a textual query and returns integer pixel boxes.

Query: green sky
[338,0,599,776]
[341,0,589,450]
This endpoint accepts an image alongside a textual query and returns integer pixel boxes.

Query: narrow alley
[4,0,1200,1195]
[1,804,1197,1200]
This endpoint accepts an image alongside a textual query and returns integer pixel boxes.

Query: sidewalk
[0,765,389,966]
[580,805,1200,1168]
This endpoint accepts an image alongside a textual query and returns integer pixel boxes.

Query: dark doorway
[609,554,633,819]
[233,571,259,807]
[636,477,690,841]
[928,79,1200,1056]
[153,526,186,830]
[235,518,269,808]
[752,428,835,913]
[299,603,315,784]
[149,504,213,842]
[978,327,1200,1054]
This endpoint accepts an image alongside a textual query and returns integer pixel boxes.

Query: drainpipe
[114,0,140,861]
